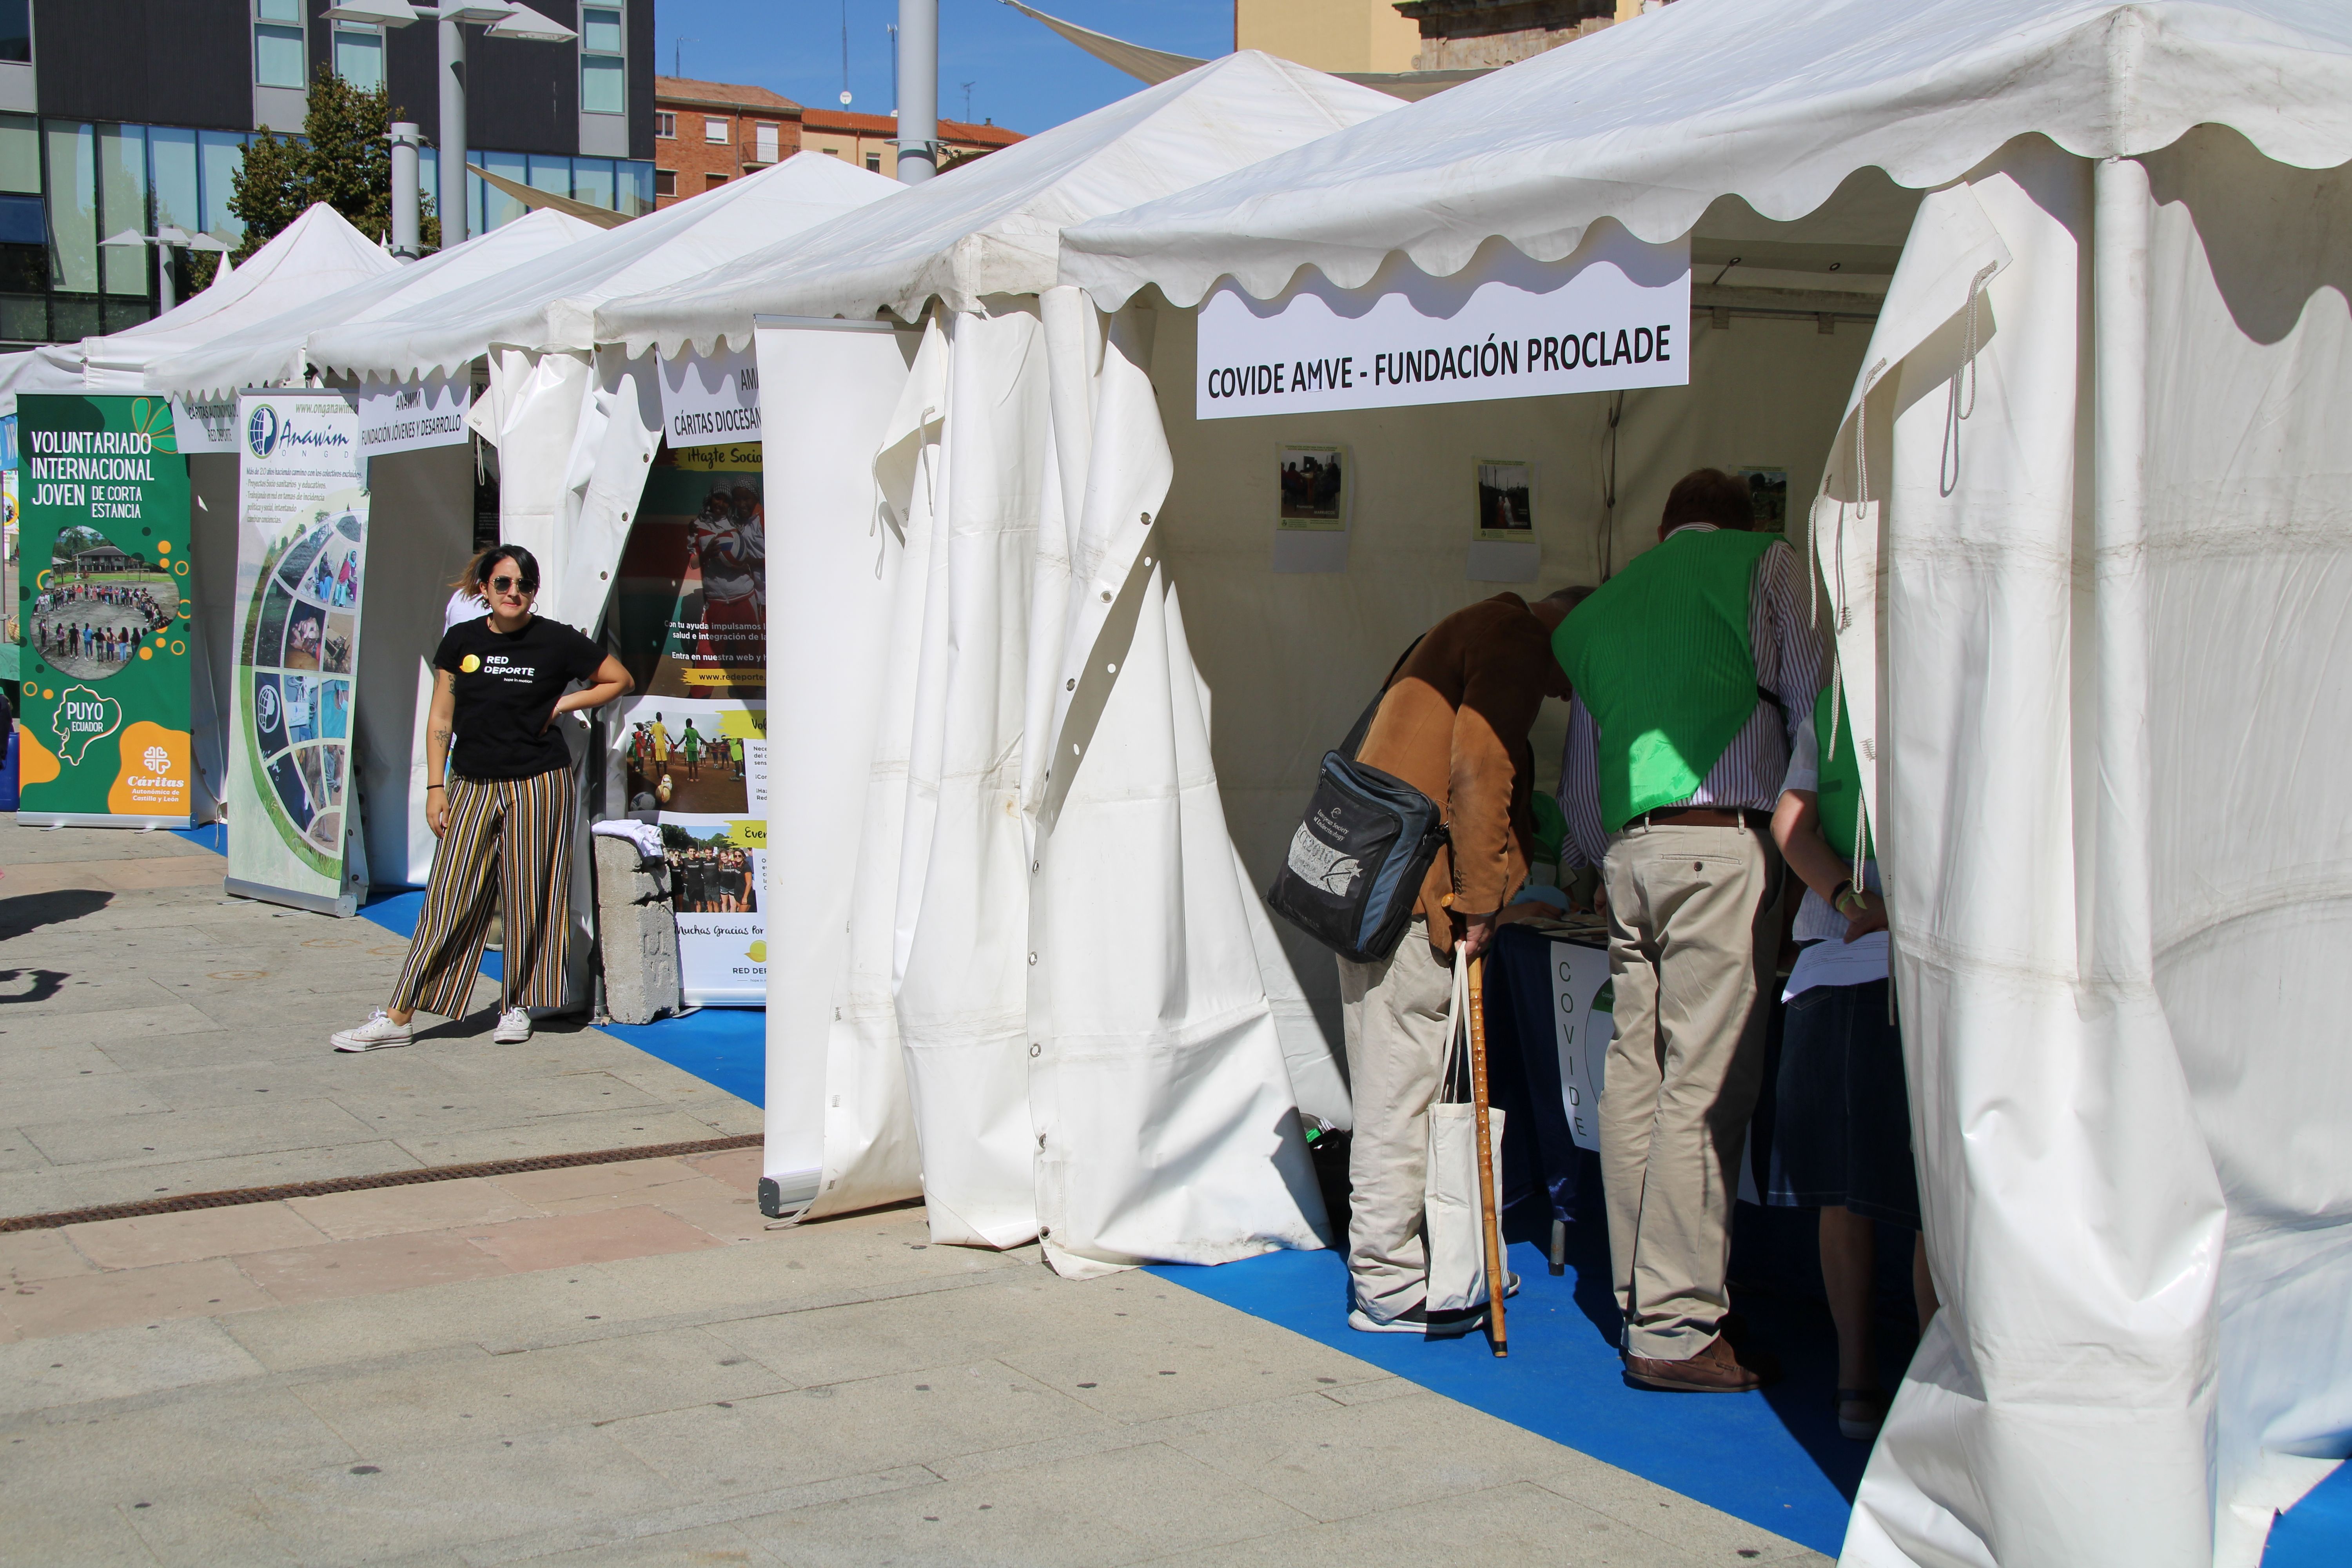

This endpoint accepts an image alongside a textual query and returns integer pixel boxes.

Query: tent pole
[1468,954,1507,1357]
[2089,155,2153,970]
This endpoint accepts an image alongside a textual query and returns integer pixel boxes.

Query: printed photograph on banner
[1474,459,1535,541]
[14,393,195,826]
[659,813,768,1004]
[612,694,767,819]
[240,505,367,860]
[610,446,765,699]
[1738,466,1789,533]
[1277,443,1349,532]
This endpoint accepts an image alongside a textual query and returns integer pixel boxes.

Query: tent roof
[80,204,398,386]
[1060,0,2352,309]
[308,151,899,382]
[593,51,1402,360]
[151,209,602,400]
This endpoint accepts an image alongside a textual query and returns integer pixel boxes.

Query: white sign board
[658,345,761,449]
[357,374,471,456]
[1196,227,1690,421]
[1545,939,1614,1152]
[174,395,239,455]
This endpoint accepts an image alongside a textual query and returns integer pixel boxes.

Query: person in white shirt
[1768,682,1938,1443]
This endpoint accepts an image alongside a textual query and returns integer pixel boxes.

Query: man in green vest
[1552,468,1825,1392]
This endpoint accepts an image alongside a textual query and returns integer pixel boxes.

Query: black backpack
[1264,639,1448,965]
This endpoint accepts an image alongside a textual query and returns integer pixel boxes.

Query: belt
[1632,806,1770,831]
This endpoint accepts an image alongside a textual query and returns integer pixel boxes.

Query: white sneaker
[494,1007,533,1044]
[332,1010,412,1052]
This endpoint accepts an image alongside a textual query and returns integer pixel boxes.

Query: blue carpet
[2267,1461,2352,1567]
[1155,1227,1867,1559]
[169,822,226,854]
[356,890,764,1108]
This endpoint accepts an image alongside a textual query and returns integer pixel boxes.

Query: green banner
[13,394,194,826]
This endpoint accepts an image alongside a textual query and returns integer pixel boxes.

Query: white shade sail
[307,152,900,383]
[1058,0,2352,308]
[148,209,602,400]
[592,51,1403,361]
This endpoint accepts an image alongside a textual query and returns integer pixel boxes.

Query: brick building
[653,76,804,206]
[653,76,1025,205]
[799,109,1024,180]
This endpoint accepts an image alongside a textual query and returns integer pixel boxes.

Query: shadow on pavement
[0,887,113,941]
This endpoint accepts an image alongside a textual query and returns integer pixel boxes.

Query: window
[335,25,385,92]
[581,5,626,116]
[653,169,675,198]
[0,0,30,66]
[253,0,306,90]
[706,173,728,189]
[704,117,728,145]
[865,152,881,172]
[654,111,675,139]
[754,124,778,163]
[820,146,838,157]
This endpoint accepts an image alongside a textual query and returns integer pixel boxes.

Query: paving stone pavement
[0,824,1831,1566]
[0,823,757,1219]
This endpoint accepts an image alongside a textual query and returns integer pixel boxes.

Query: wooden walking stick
[1467,953,1508,1357]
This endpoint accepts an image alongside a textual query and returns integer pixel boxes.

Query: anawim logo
[246,403,279,458]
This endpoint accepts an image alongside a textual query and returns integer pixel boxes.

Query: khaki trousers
[1598,820,1780,1359]
[1336,919,1452,1322]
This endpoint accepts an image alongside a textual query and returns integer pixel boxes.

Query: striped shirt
[1557,524,1825,869]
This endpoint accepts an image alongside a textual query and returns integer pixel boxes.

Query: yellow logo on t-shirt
[459,654,481,673]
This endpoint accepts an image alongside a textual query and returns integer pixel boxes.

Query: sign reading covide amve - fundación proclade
[13,393,195,828]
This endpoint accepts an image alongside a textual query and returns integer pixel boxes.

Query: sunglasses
[488,575,534,594]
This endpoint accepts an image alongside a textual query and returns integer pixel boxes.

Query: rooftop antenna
[961,80,973,123]
[673,36,695,76]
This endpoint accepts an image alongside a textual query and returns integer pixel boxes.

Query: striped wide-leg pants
[390,766,575,1018]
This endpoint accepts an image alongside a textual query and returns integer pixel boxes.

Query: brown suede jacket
[1356,593,1565,960]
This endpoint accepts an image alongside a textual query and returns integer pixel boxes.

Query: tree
[218,66,442,275]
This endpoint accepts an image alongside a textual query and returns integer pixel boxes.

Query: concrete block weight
[593,835,683,1025]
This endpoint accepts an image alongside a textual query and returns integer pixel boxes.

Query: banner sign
[1196,229,1690,421]
[358,374,471,457]
[13,394,195,826]
[173,394,239,456]
[1545,938,1613,1152]
[607,445,768,1003]
[226,390,369,915]
[657,346,761,450]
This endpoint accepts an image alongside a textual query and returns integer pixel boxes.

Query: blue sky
[653,1,1234,134]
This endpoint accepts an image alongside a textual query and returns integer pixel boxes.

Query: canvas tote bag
[1425,947,1506,1314]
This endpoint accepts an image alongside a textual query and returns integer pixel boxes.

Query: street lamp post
[324,2,578,249]
[896,0,938,183]
[101,226,231,315]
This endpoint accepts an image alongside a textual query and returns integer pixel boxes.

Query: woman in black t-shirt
[332,546,632,1053]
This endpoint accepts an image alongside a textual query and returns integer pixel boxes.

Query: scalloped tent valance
[1058,0,2352,308]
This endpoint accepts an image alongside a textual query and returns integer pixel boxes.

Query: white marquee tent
[1047,3,2351,1566]
[305,151,900,628]
[134,207,600,867]
[587,50,1400,1276]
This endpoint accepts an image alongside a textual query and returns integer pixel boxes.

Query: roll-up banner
[607,441,767,1004]
[1196,227,1690,421]
[15,394,195,827]
[226,390,370,916]
[15,394,195,828]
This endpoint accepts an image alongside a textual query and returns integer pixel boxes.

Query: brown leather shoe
[1621,1334,1773,1392]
